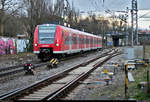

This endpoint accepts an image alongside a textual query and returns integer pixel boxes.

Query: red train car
[33,24,102,61]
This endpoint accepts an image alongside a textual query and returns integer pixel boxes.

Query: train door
[66,31,70,51]
[69,31,72,51]
[92,37,94,49]
[89,36,90,50]
[72,33,76,50]
[98,38,100,48]
[63,31,69,51]
[80,35,83,50]
[64,31,67,51]
[79,35,81,50]
[71,33,74,50]
[93,37,95,48]
[81,35,84,50]
[74,34,77,50]
[100,38,102,47]
[96,38,98,48]
[86,36,89,49]
[77,34,79,50]
[95,38,96,48]
[61,30,65,51]
[90,37,93,49]
[84,36,86,49]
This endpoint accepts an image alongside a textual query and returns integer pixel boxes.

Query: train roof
[60,25,102,38]
[38,24,102,39]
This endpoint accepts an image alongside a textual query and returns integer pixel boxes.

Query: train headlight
[56,43,59,46]
[35,43,38,47]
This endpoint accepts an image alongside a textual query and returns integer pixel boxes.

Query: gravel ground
[0,50,106,95]
[0,53,40,68]
[63,54,126,100]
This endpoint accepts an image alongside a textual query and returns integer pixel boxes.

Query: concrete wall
[134,46,143,59]
[0,37,29,55]
[124,46,143,60]
[124,47,134,60]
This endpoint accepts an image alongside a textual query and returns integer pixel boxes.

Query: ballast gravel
[0,50,107,96]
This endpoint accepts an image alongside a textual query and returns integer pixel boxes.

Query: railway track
[0,48,113,78]
[0,62,47,78]
[0,49,121,101]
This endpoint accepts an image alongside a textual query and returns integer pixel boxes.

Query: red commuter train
[33,24,102,61]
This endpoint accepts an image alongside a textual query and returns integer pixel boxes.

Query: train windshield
[38,25,56,44]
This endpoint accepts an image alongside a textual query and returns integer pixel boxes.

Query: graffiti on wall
[0,38,16,55]
[0,37,29,55]
[17,39,29,53]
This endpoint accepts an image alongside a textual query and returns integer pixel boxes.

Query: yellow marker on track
[52,59,57,64]
[50,58,54,63]
[104,69,108,74]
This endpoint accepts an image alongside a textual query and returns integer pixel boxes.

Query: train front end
[33,24,60,61]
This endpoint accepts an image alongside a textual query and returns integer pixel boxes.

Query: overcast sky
[69,0,150,12]
[68,0,150,29]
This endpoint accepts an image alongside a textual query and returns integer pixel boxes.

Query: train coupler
[47,58,59,68]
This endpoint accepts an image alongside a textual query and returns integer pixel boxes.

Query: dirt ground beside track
[64,54,127,100]
[0,50,106,95]
[0,53,39,68]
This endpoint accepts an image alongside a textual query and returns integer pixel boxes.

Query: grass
[128,65,150,100]
[134,91,150,100]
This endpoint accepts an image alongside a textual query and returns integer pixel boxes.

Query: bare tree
[21,0,51,37]
[0,0,22,36]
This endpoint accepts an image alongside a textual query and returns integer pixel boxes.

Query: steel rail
[0,49,115,101]
[47,53,121,100]
[0,49,104,73]
[0,50,106,78]
[0,63,48,78]
[0,49,113,78]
